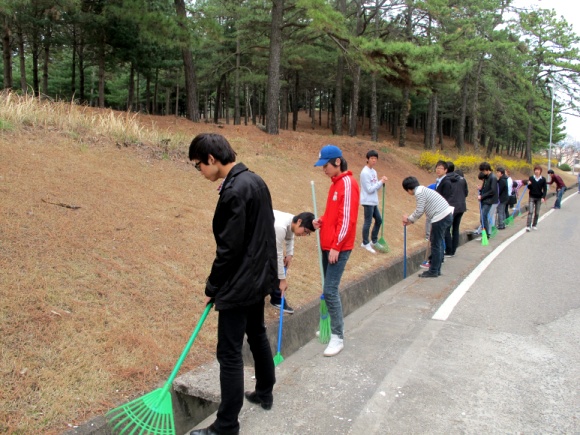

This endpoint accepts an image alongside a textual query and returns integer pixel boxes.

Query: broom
[508,185,528,222]
[311,180,331,344]
[107,303,213,435]
[373,185,390,253]
[403,225,407,278]
[273,268,287,366]
[479,201,489,246]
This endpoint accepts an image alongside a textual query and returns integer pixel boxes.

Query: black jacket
[528,175,547,199]
[436,172,468,214]
[497,174,509,203]
[480,172,498,205]
[206,163,278,310]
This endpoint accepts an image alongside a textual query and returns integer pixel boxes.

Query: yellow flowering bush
[418,151,449,171]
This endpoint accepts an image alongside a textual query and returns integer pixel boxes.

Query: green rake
[311,180,331,344]
[107,303,213,435]
[373,185,390,253]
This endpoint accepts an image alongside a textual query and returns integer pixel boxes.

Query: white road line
[432,192,575,321]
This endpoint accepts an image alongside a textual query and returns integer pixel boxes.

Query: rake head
[107,387,175,435]
[318,295,331,344]
[504,216,514,226]
[490,226,498,238]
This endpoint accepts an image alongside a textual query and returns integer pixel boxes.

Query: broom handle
[276,268,287,354]
[380,185,385,238]
[403,225,407,278]
[161,302,213,393]
[311,181,325,290]
[512,185,528,217]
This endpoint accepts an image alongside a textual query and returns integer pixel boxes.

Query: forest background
[1,0,580,433]
[1,0,580,160]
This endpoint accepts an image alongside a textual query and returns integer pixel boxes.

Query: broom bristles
[319,298,331,344]
[481,229,489,246]
[374,241,390,253]
[273,353,284,366]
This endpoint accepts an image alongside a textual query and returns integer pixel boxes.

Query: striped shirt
[408,186,454,224]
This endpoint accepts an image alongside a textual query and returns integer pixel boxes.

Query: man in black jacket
[436,161,468,256]
[189,133,277,435]
[495,167,509,230]
[526,165,547,231]
[478,162,498,238]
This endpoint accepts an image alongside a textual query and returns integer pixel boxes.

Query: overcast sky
[511,0,580,141]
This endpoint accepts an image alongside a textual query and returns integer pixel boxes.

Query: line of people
[186,133,569,435]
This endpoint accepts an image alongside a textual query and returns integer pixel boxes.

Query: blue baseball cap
[314,145,342,166]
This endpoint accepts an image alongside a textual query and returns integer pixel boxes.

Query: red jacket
[319,171,360,251]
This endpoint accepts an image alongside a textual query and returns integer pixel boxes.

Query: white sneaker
[361,243,376,254]
[532,226,538,231]
[526,227,531,232]
[323,334,344,357]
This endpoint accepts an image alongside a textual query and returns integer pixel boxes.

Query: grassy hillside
[1,93,572,433]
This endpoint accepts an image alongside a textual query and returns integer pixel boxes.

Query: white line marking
[432,192,575,321]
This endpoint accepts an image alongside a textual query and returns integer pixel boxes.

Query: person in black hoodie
[478,162,498,238]
[189,133,277,435]
[526,165,547,231]
[495,167,509,230]
[436,161,468,256]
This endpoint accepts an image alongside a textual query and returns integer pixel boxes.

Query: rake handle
[160,302,213,396]
[311,181,325,289]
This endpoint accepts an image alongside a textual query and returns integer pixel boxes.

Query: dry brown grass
[1,93,571,434]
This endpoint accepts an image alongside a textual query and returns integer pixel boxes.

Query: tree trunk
[525,99,533,163]
[98,35,105,108]
[471,56,484,152]
[78,34,85,103]
[292,71,299,131]
[349,65,361,137]
[42,24,51,95]
[455,76,468,153]
[370,73,378,141]
[128,64,135,110]
[234,35,241,125]
[280,81,288,130]
[175,0,199,121]
[71,26,76,97]
[398,87,410,147]
[265,0,284,134]
[32,32,39,95]
[17,28,26,92]
[2,16,12,90]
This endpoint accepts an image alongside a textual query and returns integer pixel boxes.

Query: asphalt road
[190,192,580,434]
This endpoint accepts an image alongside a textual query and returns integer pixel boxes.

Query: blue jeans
[481,203,492,236]
[429,214,452,275]
[321,250,351,339]
[554,188,565,208]
[362,205,382,245]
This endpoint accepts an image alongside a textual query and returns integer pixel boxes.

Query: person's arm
[274,225,287,280]
[407,190,426,223]
[206,192,246,295]
[541,179,548,199]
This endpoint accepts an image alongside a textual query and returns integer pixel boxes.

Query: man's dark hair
[455,168,464,177]
[446,161,455,173]
[366,150,379,160]
[496,166,506,175]
[479,162,492,172]
[402,176,420,191]
[478,171,486,180]
[327,157,348,172]
[436,160,448,171]
[547,169,555,174]
[292,212,315,231]
[188,133,237,165]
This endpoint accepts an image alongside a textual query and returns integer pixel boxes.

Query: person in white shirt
[402,176,453,278]
[270,210,316,314]
[359,150,388,254]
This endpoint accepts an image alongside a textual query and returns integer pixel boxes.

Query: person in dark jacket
[547,169,566,209]
[526,165,547,231]
[495,167,509,230]
[478,162,498,238]
[189,133,277,435]
[436,161,468,256]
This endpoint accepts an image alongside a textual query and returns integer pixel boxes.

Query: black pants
[444,212,464,256]
[213,300,275,434]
